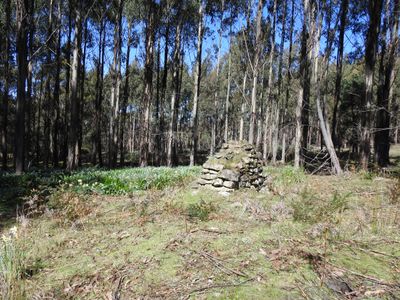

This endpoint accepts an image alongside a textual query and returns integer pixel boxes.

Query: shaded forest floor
[1,149,400,299]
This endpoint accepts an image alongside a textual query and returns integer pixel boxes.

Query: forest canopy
[0,0,399,174]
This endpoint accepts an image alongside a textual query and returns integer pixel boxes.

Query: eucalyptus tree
[360,0,383,170]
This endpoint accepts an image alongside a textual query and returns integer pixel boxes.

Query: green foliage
[291,191,350,224]
[360,170,376,180]
[268,166,306,186]
[62,166,201,195]
[186,199,216,221]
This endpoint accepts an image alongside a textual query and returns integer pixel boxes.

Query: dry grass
[1,166,400,299]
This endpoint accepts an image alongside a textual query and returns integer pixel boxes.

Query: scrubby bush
[186,200,216,221]
[291,191,349,224]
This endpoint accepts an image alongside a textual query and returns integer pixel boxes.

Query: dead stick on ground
[199,251,249,278]
[326,262,399,288]
[188,278,254,295]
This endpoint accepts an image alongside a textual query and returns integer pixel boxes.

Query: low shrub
[291,191,349,224]
[186,200,216,221]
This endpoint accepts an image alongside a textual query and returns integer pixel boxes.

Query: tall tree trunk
[190,0,205,166]
[249,0,263,145]
[108,0,123,168]
[44,0,54,169]
[239,72,247,141]
[159,20,170,165]
[281,0,295,164]
[52,0,62,167]
[63,8,72,168]
[375,0,399,167]
[120,21,132,166]
[167,17,182,167]
[93,17,106,166]
[26,0,35,168]
[295,0,311,169]
[224,39,232,142]
[77,19,88,167]
[267,0,277,162]
[66,0,82,171]
[360,0,383,170]
[140,0,155,167]
[313,3,342,175]
[2,0,11,170]
[331,0,348,147]
[15,0,29,174]
[210,0,225,154]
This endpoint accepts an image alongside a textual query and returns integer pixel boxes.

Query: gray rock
[201,173,218,181]
[203,162,224,171]
[213,178,224,187]
[223,180,237,189]
[219,169,240,182]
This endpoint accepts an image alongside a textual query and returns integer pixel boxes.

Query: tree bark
[93,17,106,166]
[52,0,62,167]
[210,0,225,154]
[281,0,295,164]
[360,0,383,170]
[140,0,155,167]
[66,0,82,171]
[15,0,29,174]
[190,0,205,166]
[294,0,311,169]
[331,0,348,147]
[109,0,123,168]
[374,0,399,167]
[120,20,133,167]
[249,0,263,145]
[2,0,11,170]
[167,16,182,167]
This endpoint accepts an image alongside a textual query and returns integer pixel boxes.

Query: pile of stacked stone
[195,141,266,193]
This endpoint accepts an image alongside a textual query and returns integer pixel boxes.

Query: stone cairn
[195,141,266,193]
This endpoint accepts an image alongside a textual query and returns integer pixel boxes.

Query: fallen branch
[326,262,399,288]
[196,250,249,278]
[188,277,254,295]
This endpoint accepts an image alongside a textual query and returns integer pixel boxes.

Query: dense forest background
[0,0,399,175]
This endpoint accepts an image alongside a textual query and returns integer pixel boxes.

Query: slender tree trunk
[360,0,383,170]
[281,0,295,164]
[120,21,132,167]
[190,0,204,166]
[375,0,399,167]
[267,0,277,163]
[15,0,29,174]
[67,0,82,171]
[140,0,155,167]
[313,4,342,175]
[295,0,311,169]
[108,0,123,168]
[43,0,54,169]
[167,18,182,167]
[249,0,263,145]
[224,16,232,143]
[77,19,88,167]
[331,0,348,147]
[63,7,72,168]
[239,72,247,141]
[2,0,11,170]
[93,17,106,166]
[210,0,225,154]
[52,0,62,167]
[26,0,35,168]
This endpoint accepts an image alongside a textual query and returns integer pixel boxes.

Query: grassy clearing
[1,164,399,299]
